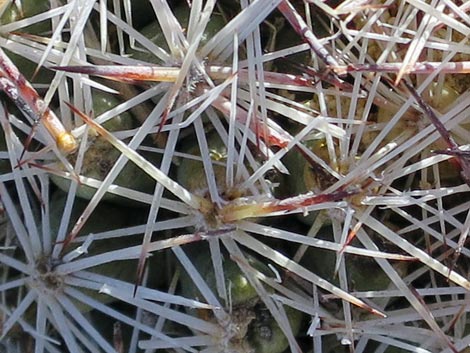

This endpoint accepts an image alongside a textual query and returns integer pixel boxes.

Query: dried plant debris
[1,1,470,352]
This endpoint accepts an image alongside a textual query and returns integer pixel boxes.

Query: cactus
[1,1,470,353]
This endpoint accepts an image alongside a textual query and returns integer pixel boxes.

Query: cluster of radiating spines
[2,1,470,353]
[322,3,470,352]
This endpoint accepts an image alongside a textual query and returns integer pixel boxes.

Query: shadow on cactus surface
[2,0,470,352]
